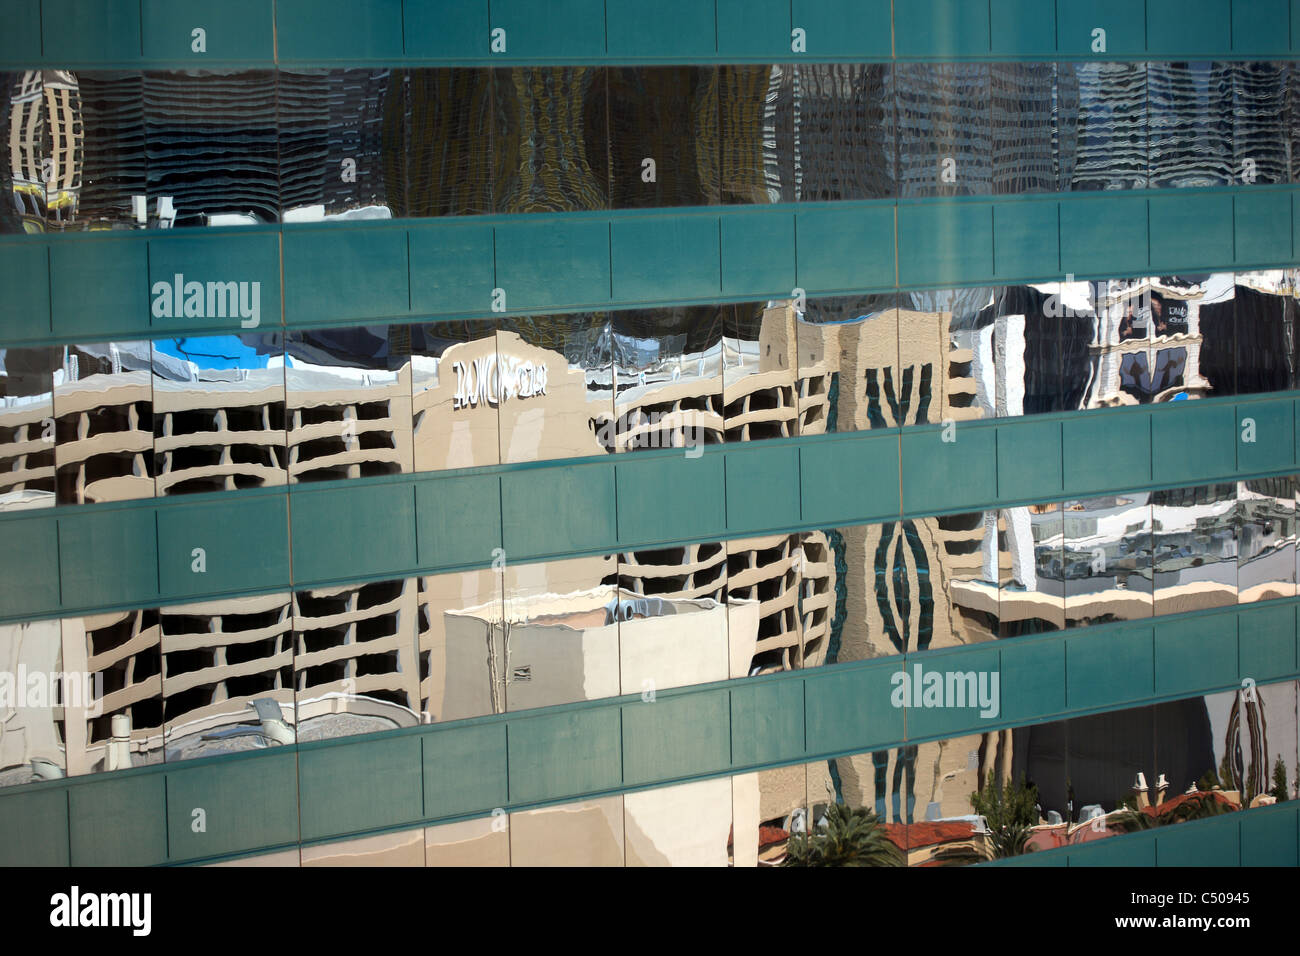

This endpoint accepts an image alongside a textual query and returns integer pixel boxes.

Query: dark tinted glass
[608,67,718,208]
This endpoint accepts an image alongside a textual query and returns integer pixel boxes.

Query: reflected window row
[4,272,1298,511]
[3,480,1294,788]
[207,680,1300,866]
[6,62,1300,233]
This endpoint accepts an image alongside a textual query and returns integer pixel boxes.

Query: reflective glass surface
[608,67,718,209]
[1148,62,1234,189]
[611,306,722,453]
[1238,476,1296,604]
[292,577,422,742]
[0,345,57,510]
[278,68,402,223]
[161,592,296,760]
[724,301,799,442]
[410,319,501,471]
[900,288,992,424]
[991,63,1057,195]
[0,619,67,786]
[495,313,611,463]
[492,67,608,213]
[893,63,991,198]
[284,325,413,483]
[1062,494,1154,627]
[419,569,504,723]
[62,608,164,774]
[1151,483,1238,614]
[1057,62,1148,191]
[393,69,493,219]
[1236,270,1300,395]
[797,295,898,433]
[151,334,286,495]
[144,71,280,227]
[53,340,156,504]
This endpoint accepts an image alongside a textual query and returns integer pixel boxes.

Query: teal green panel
[43,0,140,61]
[607,0,717,57]
[275,0,403,59]
[1059,195,1147,278]
[489,0,604,57]
[422,721,509,818]
[717,0,791,58]
[803,661,903,757]
[506,707,622,804]
[290,482,417,583]
[147,232,282,333]
[1068,832,1156,866]
[725,444,799,533]
[1148,193,1234,273]
[795,205,894,293]
[1157,815,1240,866]
[1151,401,1235,485]
[415,473,502,569]
[0,514,59,619]
[157,494,289,598]
[0,242,50,342]
[894,0,990,57]
[0,787,68,866]
[69,774,167,867]
[990,0,1057,56]
[616,451,725,545]
[1234,0,1290,56]
[1062,411,1150,495]
[1235,191,1292,267]
[1241,805,1299,866]
[1147,0,1229,56]
[900,425,997,516]
[611,217,720,304]
[501,461,616,559]
[996,418,1063,501]
[166,751,298,861]
[58,506,159,610]
[408,223,495,316]
[49,238,149,339]
[1237,398,1294,473]
[0,1,40,61]
[404,0,489,57]
[1238,602,1297,681]
[282,228,408,325]
[730,679,805,767]
[1294,0,1300,52]
[142,0,274,60]
[1066,623,1155,712]
[298,735,423,840]
[493,219,610,312]
[621,690,730,786]
[1056,0,1145,56]
[897,202,993,288]
[998,637,1066,723]
[992,200,1060,281]
[902,645,1001,741]
[1154,610,1238,697]
[798,433,901,526]
[995,847,1067,866]
[720,211,796,297]
[790,0,891,58]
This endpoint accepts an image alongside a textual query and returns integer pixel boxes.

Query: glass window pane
[0,345,58,510]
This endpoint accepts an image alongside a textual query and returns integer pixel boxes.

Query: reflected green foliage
[1271,757,1290,802]
[969,770,1039,858]
[1113,793,1236,832]
[782,802,904,867]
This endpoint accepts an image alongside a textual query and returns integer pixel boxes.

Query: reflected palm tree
[782,802,904,867]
